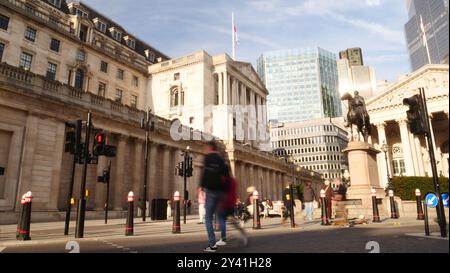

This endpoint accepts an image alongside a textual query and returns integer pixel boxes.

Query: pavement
[0,214,448,253]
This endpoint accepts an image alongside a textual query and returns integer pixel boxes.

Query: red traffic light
[96,134,103,143]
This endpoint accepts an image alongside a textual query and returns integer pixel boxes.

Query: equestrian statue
[341,91,371,142]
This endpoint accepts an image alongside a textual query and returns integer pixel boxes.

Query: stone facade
[366,64,449,188]
[0,0,307,224]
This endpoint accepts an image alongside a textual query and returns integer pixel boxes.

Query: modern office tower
[257,47,342,123]
[404,0,449,71]
[337,48,377,100]
[270,117,349,180]
[339,47,364,66]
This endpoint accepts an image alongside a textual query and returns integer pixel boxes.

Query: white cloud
[366,0,381,6]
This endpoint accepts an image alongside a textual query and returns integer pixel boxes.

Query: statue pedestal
[343,141,386,218]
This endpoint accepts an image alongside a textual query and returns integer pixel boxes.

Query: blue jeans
[304,202,314,221]
[205,189,224,246]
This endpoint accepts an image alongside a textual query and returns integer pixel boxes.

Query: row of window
[274,124,338,137]
[303,163,342,171]
[275,136,341,148]
[1,13,141,86]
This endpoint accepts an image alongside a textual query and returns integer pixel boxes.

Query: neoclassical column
[48,121,66,211]
[160,145,172,199]
[414,136,426,176]
[218,72,223,105]
[375,122,391,188]
[167,146,177,198]
[223,72,229,105]
[408,130,420,175]
[147,142,159,202]
[132,138,144,199]
[397,119,415,176]
[94,151,108,210]
[113,134,127,210]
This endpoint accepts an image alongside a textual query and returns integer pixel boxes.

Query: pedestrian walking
[303,182,317,222]
[216,175,248,247]
[197,187,206,224]
[281,186,295,224]
[323,180,333,220]
[200,140,229,252]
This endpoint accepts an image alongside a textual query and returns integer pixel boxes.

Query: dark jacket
[303,186,316,202]
[200,152,228,192]
[282,188,295,207]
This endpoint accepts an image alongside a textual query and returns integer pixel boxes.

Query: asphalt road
[1,217,448,253]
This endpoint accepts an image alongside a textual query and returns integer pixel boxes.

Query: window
[50,38,60,52]
[48,0,62,8]
[25,27,37,42]
[94,20,107,33]
[170,87,179,107]
[73,8,88,18]
[174,73,180,81]
[0,15,10,31]
[19,52,33,70]
[74,69,84,90]
[77,50,86,61]
[79,24,88,42]
[116,69,124,80]
[100,61,108,73]
[126,39,135,49]
[393,159,406,176]
[46,62,57,80]
[132,76,139,87]
[145,50,155,62]
[115,89,123,103]
[98,82,106,97]
[130,95,138,108]
[110,29,122,41]
[0,43,4,62]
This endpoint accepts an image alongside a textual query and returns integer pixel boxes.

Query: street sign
[442,193,449,208]
[425,192,438,208]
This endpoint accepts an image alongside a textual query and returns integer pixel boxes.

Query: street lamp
[380,141,392,192]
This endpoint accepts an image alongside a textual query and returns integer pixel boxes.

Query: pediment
[232,61,268,94]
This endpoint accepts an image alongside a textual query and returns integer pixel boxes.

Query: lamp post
[183,146,190,224]
[381,141,392,192]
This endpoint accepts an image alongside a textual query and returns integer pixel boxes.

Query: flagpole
[232,12,235,60]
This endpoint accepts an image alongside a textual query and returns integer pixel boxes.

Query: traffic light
[403,94,426,135]
[64,120,82,155]
[175,162,184,176]
[93,132,106,156]
[92,132,117,157]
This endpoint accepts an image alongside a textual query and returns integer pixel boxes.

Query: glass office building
[404,0,449,71]
[257,47,342,123]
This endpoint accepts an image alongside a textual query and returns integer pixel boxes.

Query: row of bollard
[16,191,32,241]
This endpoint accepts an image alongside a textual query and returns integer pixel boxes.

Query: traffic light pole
[64,153,77,235]
[64,120,81,236]
[105,161,111,224]
[75,112,92,238]
[142,110,150,222]
[183,152,188,224]
[420,88,447,237]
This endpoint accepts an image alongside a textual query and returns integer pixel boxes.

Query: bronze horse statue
[341,91,371,142]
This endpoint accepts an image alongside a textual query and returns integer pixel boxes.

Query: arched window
[170,87,179,107]
[74,69,84,90]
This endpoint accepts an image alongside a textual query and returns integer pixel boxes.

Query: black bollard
[253,191,261,229]
[389,190,399,219]
[320,189,329,225]
[172,191,181,233]
[423,199,430,236]
[415,189,424,220]
[18,191,32,241]
[16,194,26,240]
[371,189,381,223]
[125,191,134,236]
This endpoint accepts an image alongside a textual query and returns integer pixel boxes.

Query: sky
[83,0,411,82]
